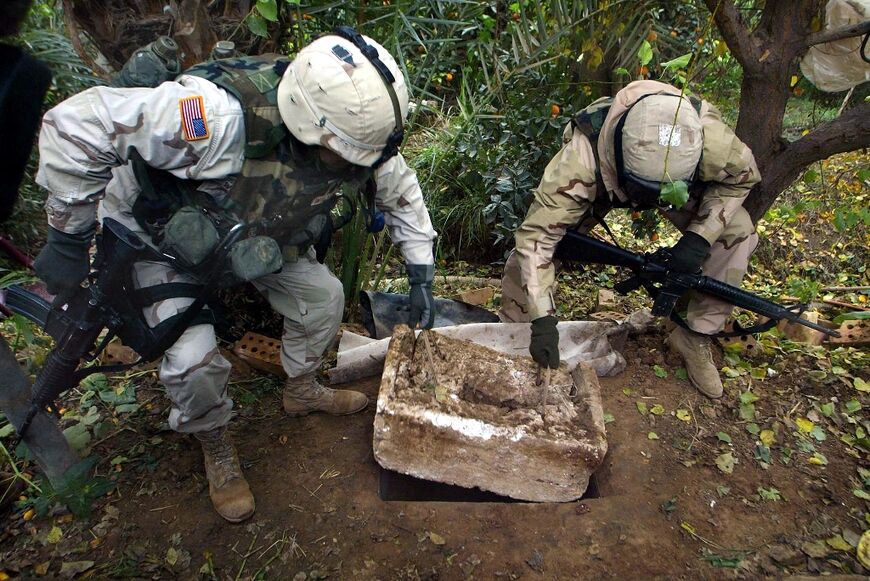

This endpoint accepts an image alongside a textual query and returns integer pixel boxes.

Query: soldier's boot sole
[209,478,255,523]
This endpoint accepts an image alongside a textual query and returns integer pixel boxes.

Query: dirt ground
[0,328,868,579]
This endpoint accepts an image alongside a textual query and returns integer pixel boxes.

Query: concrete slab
[373,326,608,502]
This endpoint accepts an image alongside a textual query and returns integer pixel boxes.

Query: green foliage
[659,180,689,209]
[21,457,114,518]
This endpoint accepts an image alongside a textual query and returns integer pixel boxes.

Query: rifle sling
[667,309,779,339]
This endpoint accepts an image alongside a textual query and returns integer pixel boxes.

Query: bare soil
[0,330,867,579]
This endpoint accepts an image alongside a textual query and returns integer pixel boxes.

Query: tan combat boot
[195,427,255,523]
[283,371,368,417]
[666,326,724,399]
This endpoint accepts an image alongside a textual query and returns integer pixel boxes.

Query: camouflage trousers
[133,247,344,434]
[500,206,758,334]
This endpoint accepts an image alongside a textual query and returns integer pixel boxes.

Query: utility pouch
[229,236,282,281]
[160,206,220,268]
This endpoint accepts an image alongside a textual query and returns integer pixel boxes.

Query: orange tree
[701,0,870,221]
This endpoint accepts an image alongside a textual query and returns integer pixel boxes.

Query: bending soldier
[33,31,437,522]
[501,80,760,399]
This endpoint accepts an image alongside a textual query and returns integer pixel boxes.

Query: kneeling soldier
[34,30,437,522]
[501,80,760,399]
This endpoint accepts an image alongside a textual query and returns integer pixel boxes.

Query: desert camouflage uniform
[501,80,760,333]
[37,72,436,433]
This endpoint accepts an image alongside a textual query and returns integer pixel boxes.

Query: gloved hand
[33,226,94,298]
[667,231,710,274]
[407,264,435,329]
[530,315,560,369]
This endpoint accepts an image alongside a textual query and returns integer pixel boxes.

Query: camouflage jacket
[36,60,436,265]
[514,80,761,320]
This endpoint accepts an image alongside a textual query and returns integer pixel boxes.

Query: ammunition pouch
[160,206,220,269]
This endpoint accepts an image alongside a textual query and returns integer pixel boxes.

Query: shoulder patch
[179,95,210,141]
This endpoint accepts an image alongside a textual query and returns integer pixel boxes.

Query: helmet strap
[331,26,404,168]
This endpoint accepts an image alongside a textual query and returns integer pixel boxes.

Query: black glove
[33,226,94,298]
[530,315,560,369]
[407,264,435,329]
[667,231,710,274]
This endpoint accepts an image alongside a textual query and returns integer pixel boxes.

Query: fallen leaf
[855,377,869,392]
[739,403,756,421]
[757,486,781,501]
[434,385,449,403]
[845,400,862,413]
[760,429,775,446]
[859,530,870,569]
[717,432,732,444]
[826,535,852,552]
[650,404,665,416]
[428,532,446,545]
[648,432,659,440]
[820,402,834,417]
[34,562,49,576]
[810,425,827,442]
[745,423,760,435]
[675,368,688,381]
[653,365,667,379]
[166,547,178,567]
[676,409,691,423]
[754,444,771,465]
[808,452,828,466]
[801,540,830,559]
[46,526,63,544]
[603,413,615,424]
[715,452,735,474]
[853,489,870,500]
[59,561,94,579]
[622,388,633,396]
[636,401,648,415]
[795,417,814,434]
[739,391,759,405]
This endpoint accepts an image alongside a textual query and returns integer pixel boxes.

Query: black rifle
[554,230,839,338]
[9,217,246,445]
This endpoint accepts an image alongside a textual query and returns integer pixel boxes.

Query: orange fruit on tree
[445,72,454,82]
[650,232,659,242]
[647,31,658,42]
[550,104,561,117]
[670,30,678,37]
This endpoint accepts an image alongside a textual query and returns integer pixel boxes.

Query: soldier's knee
[323,275,345,320]
[160,324,229,383]
[726,207,755,238]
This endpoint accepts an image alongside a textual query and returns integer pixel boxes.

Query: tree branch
[703,0,758,68]
[786,101,870,166]
[806,19,870,47]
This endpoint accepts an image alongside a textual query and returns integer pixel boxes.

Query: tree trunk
[63,0,261,71]
[704,0,870,223]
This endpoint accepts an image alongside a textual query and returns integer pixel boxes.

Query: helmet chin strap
[331,26,404,169]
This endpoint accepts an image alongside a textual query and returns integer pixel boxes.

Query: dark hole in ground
[378,467,601,502]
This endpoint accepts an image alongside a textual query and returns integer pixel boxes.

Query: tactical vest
[570,93,704,218]
[184,55,373,246]
[133,55,373,256]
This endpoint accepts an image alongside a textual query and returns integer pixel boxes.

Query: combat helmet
[277,28,408,168]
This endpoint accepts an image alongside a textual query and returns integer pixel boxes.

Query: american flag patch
[179,95,209,141]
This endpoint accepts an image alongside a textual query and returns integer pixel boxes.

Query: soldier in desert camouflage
[33,30,437,522]
[501,80,760,400]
